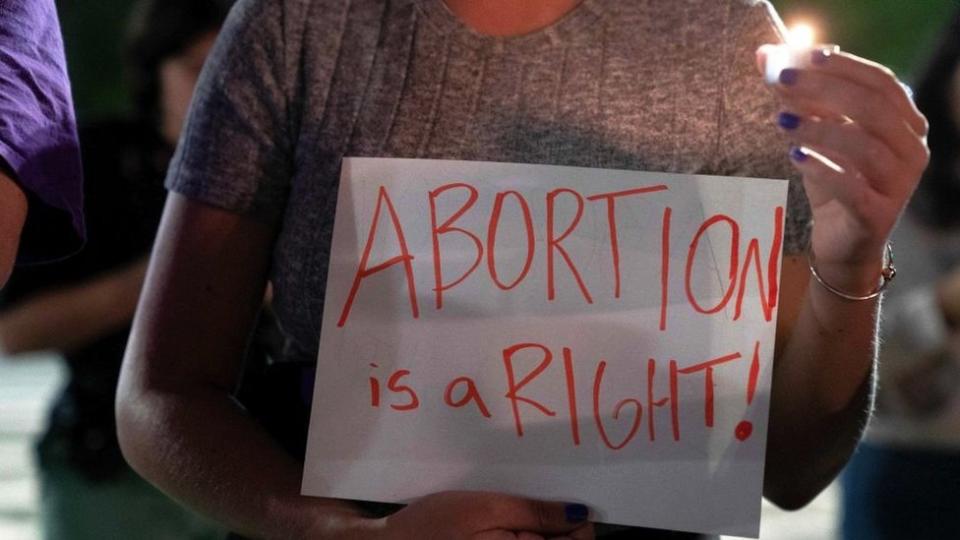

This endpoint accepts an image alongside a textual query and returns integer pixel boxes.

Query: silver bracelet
[808,243,896,301]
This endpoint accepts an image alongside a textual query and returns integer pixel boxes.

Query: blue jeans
[841,442,960,540]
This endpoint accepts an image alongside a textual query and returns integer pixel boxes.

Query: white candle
[764,24,816,85]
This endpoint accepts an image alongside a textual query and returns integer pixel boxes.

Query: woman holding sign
[116,0,928,538]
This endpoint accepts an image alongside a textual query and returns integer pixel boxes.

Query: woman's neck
[442,0,582,37]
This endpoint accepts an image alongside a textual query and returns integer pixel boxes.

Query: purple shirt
[0,0,84,263]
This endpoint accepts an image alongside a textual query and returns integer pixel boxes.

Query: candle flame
[787,23,816,48]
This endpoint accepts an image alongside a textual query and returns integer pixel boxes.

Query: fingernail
[778,112,801,130]
[811,48,832,65]
[779,68,799,86]
[789,146,808,162]
[565,503,589,523]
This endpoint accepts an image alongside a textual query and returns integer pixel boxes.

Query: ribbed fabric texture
[168,0,809,398]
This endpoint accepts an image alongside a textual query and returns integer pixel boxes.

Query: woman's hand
[370,491,594,540]
[758,46,930,294]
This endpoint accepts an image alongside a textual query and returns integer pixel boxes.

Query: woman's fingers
[808,49,928,137]
[387,491,594,540]
[772,69,929,167]
[758,45,926,137]
[776,112,912,199]
[565,522,595,540]
[479,496,590,536]
[475,532,544,540]
[786,144,878,215]
[759,42,930,266]
[764,51,931,246]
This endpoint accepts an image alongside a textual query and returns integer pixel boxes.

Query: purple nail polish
[778,112,801,130]
[789,146,808,162]
[565,503,589,523]
[811,48,831,65]
[779,68,799,86]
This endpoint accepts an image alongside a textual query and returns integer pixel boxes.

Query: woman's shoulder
[252,0,402,21]
[222,0,360,41]
[248,0,409,54]
[623,0,780,39]
[728,0,783,41]
[727,0,779,20]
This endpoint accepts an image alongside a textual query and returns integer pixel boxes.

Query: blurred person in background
[0,0,85,286]
[0,0,232,538]
[840,7,960,539]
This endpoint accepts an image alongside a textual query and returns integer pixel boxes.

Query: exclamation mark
[734,341,761,441]
[369,363,381,407]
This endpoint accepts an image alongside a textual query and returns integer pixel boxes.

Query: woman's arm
[116,194,593,539]
[761,48,930,509]
[0,169,27,288]
[116,194,371,539]
[766,256,879,509]
[0,257,146,355]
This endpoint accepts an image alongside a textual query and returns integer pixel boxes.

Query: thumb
[480,495,590,535]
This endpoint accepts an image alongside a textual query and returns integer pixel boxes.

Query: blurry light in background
[787,22,816,47]
[764,20,823,84]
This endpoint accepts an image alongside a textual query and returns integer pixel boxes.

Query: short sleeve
[165,0,296,224]
[0,0,84,264]
[716,0,812,255]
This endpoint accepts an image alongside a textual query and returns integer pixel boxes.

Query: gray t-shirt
[170,0,808,366]
[168,0,808,536]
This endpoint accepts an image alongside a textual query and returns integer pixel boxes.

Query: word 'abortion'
[336,182,785,329]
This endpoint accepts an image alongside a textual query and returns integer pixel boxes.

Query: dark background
[57,0,957,123]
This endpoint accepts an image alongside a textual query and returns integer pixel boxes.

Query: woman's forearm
[0,258,147,355]
[117,196,384,539]
[116,380,375,539]
[764,256,880,509]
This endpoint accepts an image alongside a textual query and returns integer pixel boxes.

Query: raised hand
[759,46,930,294]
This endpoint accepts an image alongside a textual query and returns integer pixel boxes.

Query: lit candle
[764,23,817,85]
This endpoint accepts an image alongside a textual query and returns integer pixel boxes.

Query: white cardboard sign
[302,158,788,538]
